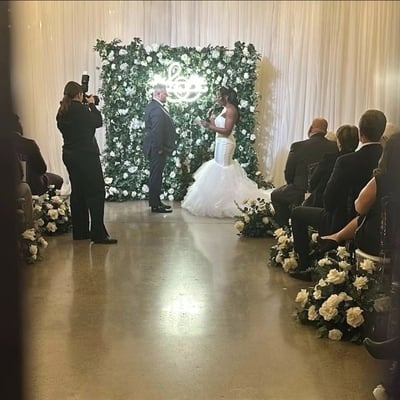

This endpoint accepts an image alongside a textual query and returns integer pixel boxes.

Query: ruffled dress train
[181,131,272,218]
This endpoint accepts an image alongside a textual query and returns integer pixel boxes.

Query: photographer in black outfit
[56,80,117,244]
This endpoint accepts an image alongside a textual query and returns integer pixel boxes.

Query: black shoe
[151,205,172,213]
[161,203,172,209]
[91,237,118,244]
[363,337,400,360]
[289,268,314,282]
[317,237,338,253]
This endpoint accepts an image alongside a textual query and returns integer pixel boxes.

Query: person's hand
[201,120,210,129]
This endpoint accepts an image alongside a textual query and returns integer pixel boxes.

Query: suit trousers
[62,151,108,240]
[291,206,331,269]
[148,150,167,207]
[271,184,305,227]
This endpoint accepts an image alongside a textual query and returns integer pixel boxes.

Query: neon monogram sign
[151,62,208,103]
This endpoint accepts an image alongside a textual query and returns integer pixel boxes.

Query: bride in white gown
[181,86,272,218]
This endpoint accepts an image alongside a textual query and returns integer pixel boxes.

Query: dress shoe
[91,237,118,244]
[364,336,400,360]
[151,205,172,213]
[289,268,314,282]
[317,237,338,253]
[161,203,172,209]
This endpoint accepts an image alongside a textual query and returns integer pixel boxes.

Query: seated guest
[317,131,400,258]
[290,109,387,281]
[271,117,338,227]
[380,122,398,147]
[303,124,359,208]
[319,132,400,400]
[11,114,63,195]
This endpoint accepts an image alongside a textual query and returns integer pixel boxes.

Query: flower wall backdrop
[94,38,267,201]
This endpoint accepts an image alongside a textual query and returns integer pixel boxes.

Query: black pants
[271,184,305,227]
[63,151,108,240]
[148,150,167,207]
[291,206,331,269]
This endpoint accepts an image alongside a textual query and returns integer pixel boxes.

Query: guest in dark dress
[318,131,400,258]
[56,81,117,244]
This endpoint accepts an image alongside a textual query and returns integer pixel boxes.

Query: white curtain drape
[9,1,400,189]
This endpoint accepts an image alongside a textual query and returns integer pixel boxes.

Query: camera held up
[81,72,100,106]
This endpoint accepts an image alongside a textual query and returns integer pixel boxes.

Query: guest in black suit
[56,81,117,244]
[290,109,387,280]
[303,124,359,208]
[271,118,338,227]
[11,114,63,195]
[143,83,177,213]
[317,131,400,258]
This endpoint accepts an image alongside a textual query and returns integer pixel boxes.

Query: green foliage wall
[94,38,264,201]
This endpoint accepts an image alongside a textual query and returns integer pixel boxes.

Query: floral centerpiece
[18,227,48,264]
[234,198,279,238]
[32,186,72,235]
[295,246,390,343]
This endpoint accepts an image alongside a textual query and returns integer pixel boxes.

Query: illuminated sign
[151,62,208,103]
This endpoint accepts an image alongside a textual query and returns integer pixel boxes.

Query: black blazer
[304,150,351,208]
[284,133,338,191]
[143,100,176,157]
[323,143,383,231]
[56,100,102,154]
[13,133,47,180]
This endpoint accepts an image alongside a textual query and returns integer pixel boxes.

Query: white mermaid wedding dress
[181,109,272,218]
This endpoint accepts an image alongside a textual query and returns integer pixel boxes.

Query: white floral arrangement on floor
[18,227,48,264]
[269,227,299,272]
[269,228,321,272]
[295,246,390,343]
[32,186,72,235]
[234,198,279,238]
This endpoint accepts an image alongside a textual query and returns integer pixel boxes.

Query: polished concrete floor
[22,201,386,400]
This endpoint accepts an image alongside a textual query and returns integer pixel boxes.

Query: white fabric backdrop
[9,1,400,190]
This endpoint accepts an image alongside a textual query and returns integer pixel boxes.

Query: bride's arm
[201,105,237,136]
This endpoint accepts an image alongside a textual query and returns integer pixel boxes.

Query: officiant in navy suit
[143,83,177,213]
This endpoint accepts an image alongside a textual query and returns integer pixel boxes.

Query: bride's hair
[220,86,240,122]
